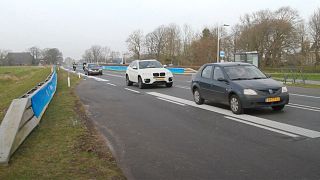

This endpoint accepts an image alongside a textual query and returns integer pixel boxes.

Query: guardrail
[0,68,57,165]
[101,65,194,74]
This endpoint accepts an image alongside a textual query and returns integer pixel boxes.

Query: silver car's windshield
[139,61,163,69]
[224,65,267,80]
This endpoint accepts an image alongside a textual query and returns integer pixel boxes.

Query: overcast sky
[0,0,319,59]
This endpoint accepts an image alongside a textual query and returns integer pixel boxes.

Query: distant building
[6,52,34,66]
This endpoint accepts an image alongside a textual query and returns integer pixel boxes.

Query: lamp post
[217,24,230,63]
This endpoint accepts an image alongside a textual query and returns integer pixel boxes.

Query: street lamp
[217,24,230,63]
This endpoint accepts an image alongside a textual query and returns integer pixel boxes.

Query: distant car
[191,62,289,114]
[84,63,103,75]
[126,59,173,89]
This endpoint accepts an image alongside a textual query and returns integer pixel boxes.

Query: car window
[201,65,212,79]
[130,61,137,68]
[213,67,224,80]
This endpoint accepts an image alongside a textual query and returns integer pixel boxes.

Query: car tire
[166,82,173,87]
[230,95,243,114]
[272,105,285,111]
[126,75,133,86]
[193,88,204,105]
[138,76,145,89]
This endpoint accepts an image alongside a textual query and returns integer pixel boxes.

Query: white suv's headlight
[244,89,257,95]
[282,86,288,93]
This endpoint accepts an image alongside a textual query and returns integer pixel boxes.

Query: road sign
[220,51,225,58]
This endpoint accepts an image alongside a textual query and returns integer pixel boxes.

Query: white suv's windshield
[224,65,267,80]
[139,61,163,69]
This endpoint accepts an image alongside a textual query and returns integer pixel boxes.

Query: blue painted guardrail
[30,70,57,118]
[102,66,185,74]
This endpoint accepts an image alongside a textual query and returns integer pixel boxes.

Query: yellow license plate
[265,97,280,102]
[155,78,165,81]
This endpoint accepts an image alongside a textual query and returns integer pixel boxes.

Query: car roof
[204,62,253,67]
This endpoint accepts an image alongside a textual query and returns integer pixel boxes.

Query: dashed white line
[286,105,320,112]
[289,103,320,110]
[290,93,320,99]
[156,97,186,106]
[175,85,190,90]
[147,92,320,138]
[105,73,124,78]
[107,83,117,86]
[224,116,299,138]
[124,88,140,93]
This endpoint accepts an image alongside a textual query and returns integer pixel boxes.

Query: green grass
[0,66,51,121]
[268,73,320,81]
[0,69,125,179]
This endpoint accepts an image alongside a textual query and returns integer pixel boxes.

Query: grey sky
[0,0,319,59]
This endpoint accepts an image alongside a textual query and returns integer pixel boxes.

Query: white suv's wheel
[126,75,133,86]
[138,76,145,89]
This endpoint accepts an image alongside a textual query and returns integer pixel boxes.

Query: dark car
[191,62,289,114]
[84,63,103,75]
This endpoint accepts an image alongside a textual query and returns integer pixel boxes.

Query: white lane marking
[105,73,124,78]
[175,85,190,90]
[289,103,320,110]
[124,88,140,93]
[286,105,320,112]
[224,116,299,138]
[146,92,320,138]
[107,83,117,86]
[92,77,109,82]
[290,93,320,99]
[156,97,186,106]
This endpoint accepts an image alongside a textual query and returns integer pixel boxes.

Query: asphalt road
[65,66,320,180]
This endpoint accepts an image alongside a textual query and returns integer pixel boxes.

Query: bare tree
[103,46,112,63]
[90,45,103,63]
[126,30,144,59]
[163,24,182,65]
[42,48,63,65]
[236,7,302,67]
[82,49,93,63]
[309,8,320,66]
[181,24,195,65]
[145,25,167,62]
[27,46,42,65]
[0,49,9,65]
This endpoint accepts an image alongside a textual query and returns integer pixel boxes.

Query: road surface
[65,66,320,180]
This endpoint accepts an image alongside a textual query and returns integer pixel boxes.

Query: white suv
[126,60,173,89]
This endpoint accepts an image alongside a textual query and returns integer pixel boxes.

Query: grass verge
[269,73,320,81]
[0,66,51,121]
[0,69,125,179]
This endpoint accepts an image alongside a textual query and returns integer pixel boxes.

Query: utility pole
[217,24,230,63]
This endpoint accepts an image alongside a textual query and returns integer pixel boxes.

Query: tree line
[82,45,123,63]
[0,47,63,65]
[126,7,320,67]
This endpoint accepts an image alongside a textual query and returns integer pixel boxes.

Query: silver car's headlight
[244,89,257,95]
[282,86,288,93]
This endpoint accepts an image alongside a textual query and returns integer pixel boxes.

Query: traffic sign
[220,51,225,57]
